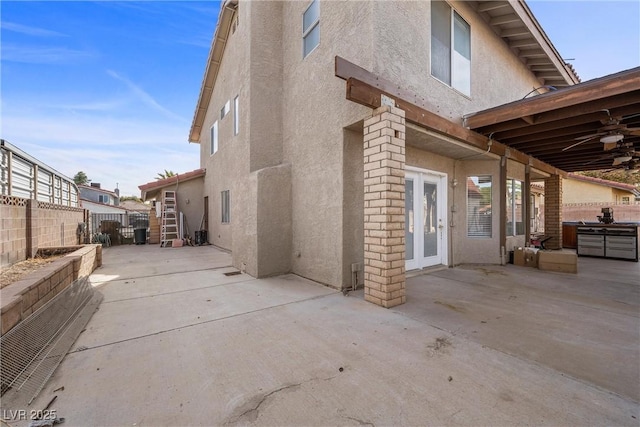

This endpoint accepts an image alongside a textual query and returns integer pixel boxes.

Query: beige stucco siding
[563,179,614,204]
[369,1,544,122]
[199,2,250,262]
[281,0,372,287]
[197,0,567,286]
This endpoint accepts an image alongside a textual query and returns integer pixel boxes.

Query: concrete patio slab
[6,245,638,426]
[395,257,640,403]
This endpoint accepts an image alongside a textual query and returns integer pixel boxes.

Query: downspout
[451,136,493,267]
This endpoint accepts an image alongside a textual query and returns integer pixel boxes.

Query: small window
[467,176,492,238]
[233,95,239,136]
[506,178,524,236]
[221,100,230,119]
[303,0,319,58]
[431,2,471,96]
[210,121,218,155]
[622,196,630,205]
[98,194,109,204]
[221,190,230,223]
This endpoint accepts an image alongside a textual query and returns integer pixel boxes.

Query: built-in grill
[577,225,639,261]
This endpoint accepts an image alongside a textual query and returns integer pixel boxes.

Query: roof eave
[188,0,238,144]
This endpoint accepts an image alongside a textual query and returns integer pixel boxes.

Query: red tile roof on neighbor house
[138,168,206,192]
[567,173,639,195]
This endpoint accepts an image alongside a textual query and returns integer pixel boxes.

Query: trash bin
[134,228,147,245]
[195,230,207,245]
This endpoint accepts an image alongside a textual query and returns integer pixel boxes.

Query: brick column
[544,175,563,249]
[363,105,406,308]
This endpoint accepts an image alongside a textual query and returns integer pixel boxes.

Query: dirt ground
[0,256,62,289]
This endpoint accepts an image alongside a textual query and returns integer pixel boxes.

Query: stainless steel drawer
[606,236,636,249]
[606,247,637,260]
[578,235,604,244]
[578,246,605,257]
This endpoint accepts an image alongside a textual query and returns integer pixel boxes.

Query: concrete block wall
[0,244,101,335]
[35,202,84,249]
[363,105,407,308]
[563,203,640,223]
[0,197,86,268]
[0,201,28,267]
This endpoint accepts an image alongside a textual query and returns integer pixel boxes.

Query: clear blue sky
[1,1,639,197]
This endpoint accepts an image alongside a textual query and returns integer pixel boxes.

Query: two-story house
[79,183,120,212]
[188,0,638,308]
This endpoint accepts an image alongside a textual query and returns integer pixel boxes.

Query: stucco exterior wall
[281,0,372,287]
[200,1,250,257]
[563,179,617,204]
[454,159,502,264]
[197,0,566,287]
[155,179,204,241]
[369,1,544,122]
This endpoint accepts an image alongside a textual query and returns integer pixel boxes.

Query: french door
[405,168,448,270]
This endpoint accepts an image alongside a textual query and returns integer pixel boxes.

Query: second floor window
[303,0,319,58]
[431,1,471,96]
[98,194,109,204]
[211,121,218,155]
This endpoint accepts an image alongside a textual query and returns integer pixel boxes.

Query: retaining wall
[0,244,102,335]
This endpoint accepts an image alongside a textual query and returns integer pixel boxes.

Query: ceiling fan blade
[563,135,599,151]
[622,113,640,122]
[626,129,640,136]
[574,133,602,140]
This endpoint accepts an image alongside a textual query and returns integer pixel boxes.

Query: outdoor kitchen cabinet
[577,225,639,261]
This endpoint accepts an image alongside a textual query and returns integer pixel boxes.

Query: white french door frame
[405,166,449,270]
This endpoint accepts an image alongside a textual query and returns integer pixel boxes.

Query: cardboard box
[514,247,538,268]
[524,248,539,268]
[537,250,577,274]
[514,247,525,266]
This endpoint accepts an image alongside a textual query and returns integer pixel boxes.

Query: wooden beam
[500,27,530,37]
[464,67,640,129]
[345,76,566,177]
[490,13,520,26]
[477,1,509,12]
[509,39,538,49]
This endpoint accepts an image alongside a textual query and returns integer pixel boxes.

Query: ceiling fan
[582,144,640,170]
[562,111,640,152]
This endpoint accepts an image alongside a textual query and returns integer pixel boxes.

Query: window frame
[302,0,320,58]
[506,178,524,236]
[220,100,230,119]
[210,121,218,155]
[233,95,239,136]
[430,2,471,97]
[467,175,492,238]
[221,190,230,223]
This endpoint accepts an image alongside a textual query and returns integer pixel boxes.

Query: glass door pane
[423,181,438,258]
[405,179,414,261]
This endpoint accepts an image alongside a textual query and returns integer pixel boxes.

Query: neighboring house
[188,0,637,307]
[78,183,120,208]
[564,174,640,205]
[562,174,640,223]
[138,169,205,244]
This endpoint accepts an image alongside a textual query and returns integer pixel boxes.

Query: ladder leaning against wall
[160,191,179,247]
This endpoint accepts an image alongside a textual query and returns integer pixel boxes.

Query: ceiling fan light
[612,156,632,166]
[600,133,624,144]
